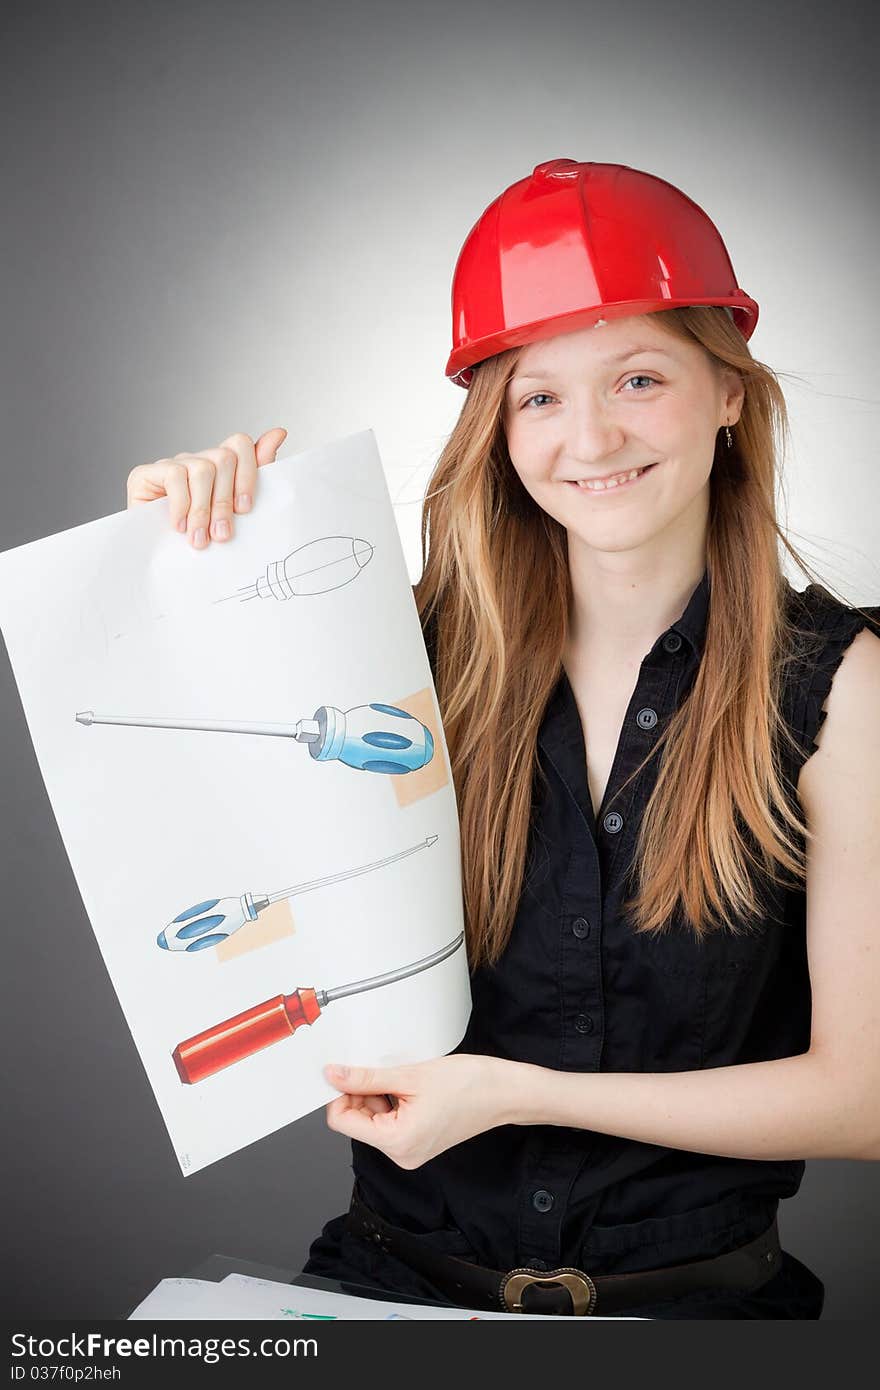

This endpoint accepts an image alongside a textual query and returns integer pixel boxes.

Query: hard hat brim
[446,295,759,388]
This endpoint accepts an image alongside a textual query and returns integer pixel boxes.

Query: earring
[724,425,733,449]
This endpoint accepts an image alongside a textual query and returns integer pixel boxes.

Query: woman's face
[501,314,744,555]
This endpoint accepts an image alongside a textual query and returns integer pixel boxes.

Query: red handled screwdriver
[172,932,465,1084]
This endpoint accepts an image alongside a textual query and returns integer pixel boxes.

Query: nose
[563,398,627,466]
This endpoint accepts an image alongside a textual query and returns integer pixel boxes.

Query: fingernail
[193,528,206,548]
[326,1064,348,1079]
[214,519,230,540]
[177,518,187,533]
[236,494,251,513]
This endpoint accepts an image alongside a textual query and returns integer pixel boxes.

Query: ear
[719,366,746,426]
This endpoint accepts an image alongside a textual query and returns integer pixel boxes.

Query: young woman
[127,160,880,1319]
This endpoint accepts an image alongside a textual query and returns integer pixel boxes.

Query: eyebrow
[510,345,676,383]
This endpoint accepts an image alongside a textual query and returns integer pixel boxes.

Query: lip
[565,462,659,494]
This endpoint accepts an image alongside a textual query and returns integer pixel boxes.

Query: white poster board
[0,430,471,1173]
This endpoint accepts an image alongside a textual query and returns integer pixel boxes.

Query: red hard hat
[445,159,759,387]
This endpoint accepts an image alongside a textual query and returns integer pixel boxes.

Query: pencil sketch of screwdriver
[215,535,375,605]
[172,931,466,1084]
[75,700,434,774]
[158,835,439,952]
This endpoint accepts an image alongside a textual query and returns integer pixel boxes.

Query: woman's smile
[565,461,660,494]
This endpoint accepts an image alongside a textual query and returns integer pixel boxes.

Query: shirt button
[532,1189,554,1213]
[603,810,624,834]
[572,916,591,939]
[662,632,683,653]
[636,707,658,730]
[575,1013,594,1034]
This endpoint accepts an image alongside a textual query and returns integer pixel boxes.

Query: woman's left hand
[322,1054,517,1169]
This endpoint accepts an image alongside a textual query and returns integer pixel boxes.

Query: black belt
[346,1184,783,1316]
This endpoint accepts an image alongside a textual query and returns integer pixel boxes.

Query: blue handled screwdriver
[75,699,434,774]
[158,834,439,953]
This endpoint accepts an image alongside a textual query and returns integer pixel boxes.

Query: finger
[126,460,181,508]
[340,1091,393,1117]
[325,1094,353,1120]
[255,427,287,468]
[173,453,218,549]
[128,458,193,532]
[326,1098,397,1145]
[365,1094,395,1116]
[198,447,237,542]
[218,431,259,516]
[326,1092,361,1127]
[324,1064,408,1096]
[160,461,192,533]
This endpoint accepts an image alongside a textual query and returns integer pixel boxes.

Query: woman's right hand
[126,427,288,548]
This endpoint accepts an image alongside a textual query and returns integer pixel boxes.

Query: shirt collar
[659,565,711,659]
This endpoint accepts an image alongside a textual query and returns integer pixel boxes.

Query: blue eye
[521,376,658,409]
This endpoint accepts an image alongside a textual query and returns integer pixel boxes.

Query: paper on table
[129,1273,641,1320]
[0,429,471,1174]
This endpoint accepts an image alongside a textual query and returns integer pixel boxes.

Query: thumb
[255,427,287,466]
[324,1063,406,1095]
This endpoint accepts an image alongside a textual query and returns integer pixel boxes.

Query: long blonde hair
[414,307,859,969]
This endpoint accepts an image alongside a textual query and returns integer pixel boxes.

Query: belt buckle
[500,1266,597,1316]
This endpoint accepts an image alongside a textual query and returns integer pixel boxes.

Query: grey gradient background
[1,0,878,1319]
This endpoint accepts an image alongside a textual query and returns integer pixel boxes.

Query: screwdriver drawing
[215,535,375,605]
[172,932,466,1084]
[158,834,439,952]
[76,699,435,774]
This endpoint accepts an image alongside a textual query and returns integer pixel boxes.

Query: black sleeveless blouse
[304,573,879,1310]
